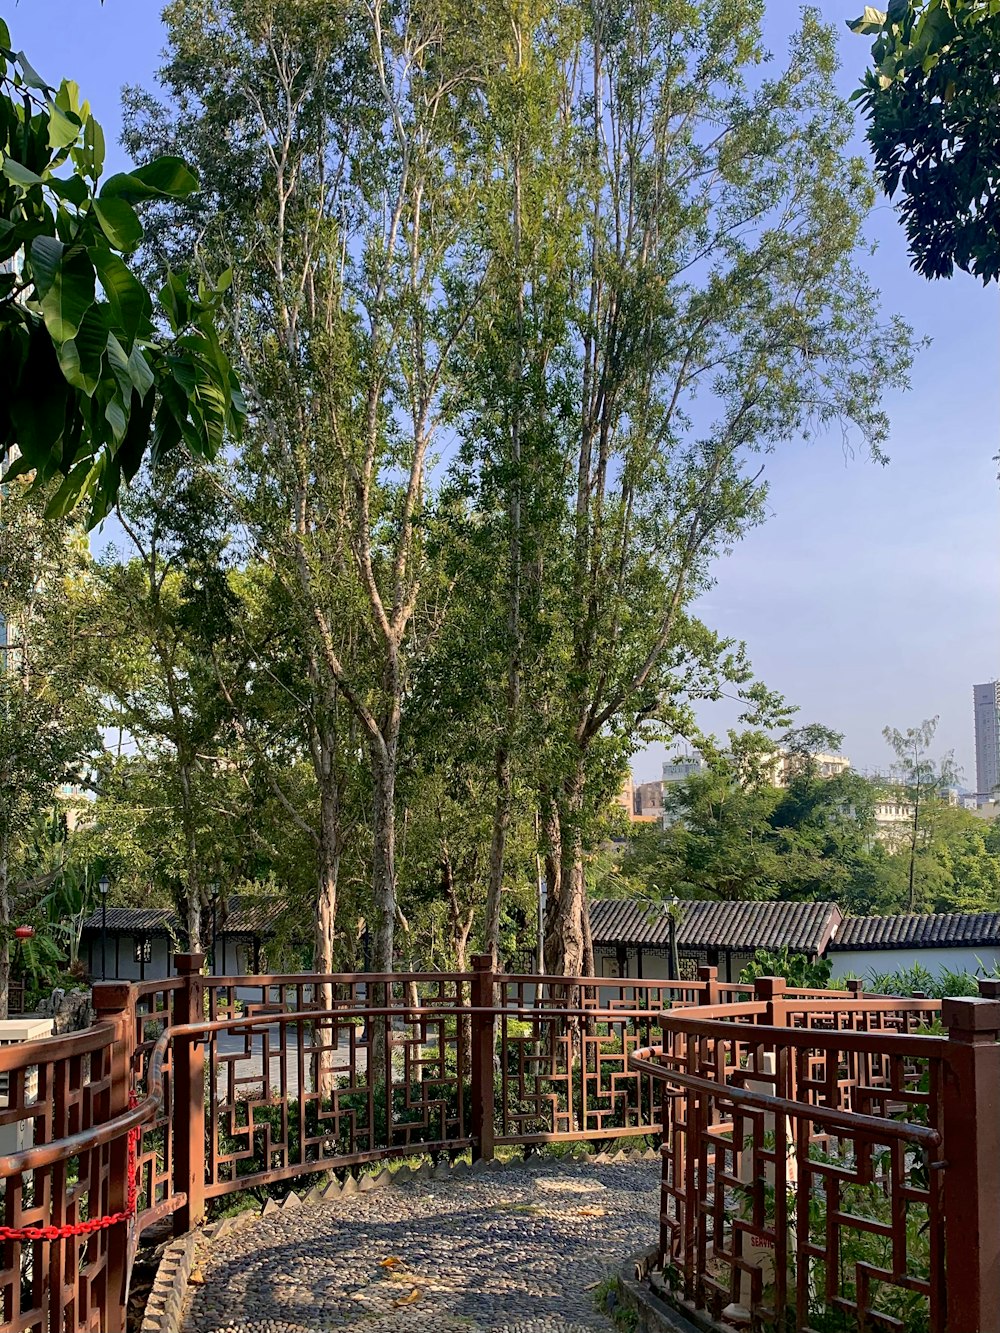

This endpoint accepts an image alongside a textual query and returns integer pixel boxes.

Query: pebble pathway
[182,1159,660,1333]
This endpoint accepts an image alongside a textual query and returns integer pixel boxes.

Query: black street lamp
[666,895,680,981]
[99,874,110,980]
[209,883,219,974]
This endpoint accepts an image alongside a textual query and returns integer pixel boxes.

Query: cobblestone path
[182,1159,659,1333]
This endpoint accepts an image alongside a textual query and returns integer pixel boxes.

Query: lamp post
[666,894,680,981]
[99,874,110,980]
[209,883,219,974]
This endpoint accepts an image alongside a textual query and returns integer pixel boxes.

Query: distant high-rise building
[975,681,1000,802]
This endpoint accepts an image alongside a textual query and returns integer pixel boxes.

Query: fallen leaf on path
[577,1206,607,1217]
[189,1270,206,1286]
[393,1288,422,1307]
[379,1256,404,1269]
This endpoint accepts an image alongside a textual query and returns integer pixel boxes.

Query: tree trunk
[0,831,9,1021]
[484,753,512,967]
[541,799,563,976]
[314,760,341,1099]
[370,747,397,974]
[313,748,341,978]
[178,757,202,953]
[544,767,590,978]
[186,896,202,960]
[368,741,397,1092]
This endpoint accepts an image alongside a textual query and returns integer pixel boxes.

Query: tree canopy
[851,0,1000,281]
[0,16,243,523]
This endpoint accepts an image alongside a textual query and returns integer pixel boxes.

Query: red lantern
[13,926,34,940]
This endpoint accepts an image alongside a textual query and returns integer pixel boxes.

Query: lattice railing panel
[0,1030,118,1333]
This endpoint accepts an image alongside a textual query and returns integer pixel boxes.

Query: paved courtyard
[182,1158,660,1333]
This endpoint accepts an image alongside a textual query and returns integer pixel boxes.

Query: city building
[974,680,1000,804]
[767,749,851,787]
[662,755,708,785]
[633,779,665,820]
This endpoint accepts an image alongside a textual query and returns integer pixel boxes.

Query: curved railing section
[5,961,1000,1333]
[627,982,1000,1333]
[0,956,707,1333]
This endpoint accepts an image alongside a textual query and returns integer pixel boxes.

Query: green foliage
[739,948,833,989]
[856,961,996,998]
[0,16,243,523]
[851,0,1000,282]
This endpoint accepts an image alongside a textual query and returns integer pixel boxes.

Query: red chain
[0,1091,140,1243]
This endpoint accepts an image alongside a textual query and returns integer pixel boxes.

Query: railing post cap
[846,979,864,994]
[697,965,718,982]
[754,975,786,999]
[175,952,206,975]
[471,954,493,972]
[92,981,132,1015]
[942,995,1000,1037]
[978,978,1000,1000]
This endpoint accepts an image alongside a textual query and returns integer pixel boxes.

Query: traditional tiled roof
[81,897,286,938]
[80,906,178,936]
[223,898,287,936]
[828,912,1000,952]
[589,898,842,956]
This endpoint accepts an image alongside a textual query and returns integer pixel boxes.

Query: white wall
[828,944,1000,984]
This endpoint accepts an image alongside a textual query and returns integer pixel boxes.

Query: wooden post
[470,954,495,1162]
[846,978,864,998]
[754,975,787,1028]
[92,982,135,1333]
[942,997,1000,1333]
[697,965,720,1007]
[173,952,206,1235]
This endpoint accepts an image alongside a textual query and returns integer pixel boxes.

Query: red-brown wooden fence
[1,959,999,1333]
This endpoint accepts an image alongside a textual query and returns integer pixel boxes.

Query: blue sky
[9,0,999,784]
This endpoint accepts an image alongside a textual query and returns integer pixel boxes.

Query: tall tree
[125,0,492,973]
[881,715,958,912]
[83,465,236,949]
[0,476,96,1015]
[463,2,915,975]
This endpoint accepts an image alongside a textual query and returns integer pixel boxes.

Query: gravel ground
[182,1159,660,1333]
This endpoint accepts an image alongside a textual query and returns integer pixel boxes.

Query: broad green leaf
[130,155,198,197]
[104,392,128,444]
[49,173,89,207]
[15,50,49,92]
[159,271,192,332]
[37,243,96,343]
[116,387,155,482]
[9,328,68,461]
[30,234,64,300]
[127,342,155,398]
[93,197,143,252]
[0,20,10,48]
[55,79,82,117]
[78,114,106,181]
[101,156,198,203]
[92,249,151,346]
[44,457,95,520]
[848,7,887,34]
[48,103,82,151]
[56,303,108,394]
[2,155,44,187]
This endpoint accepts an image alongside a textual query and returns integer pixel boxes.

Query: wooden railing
[3,959,1000,1332]
[628,973,1000,1333]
